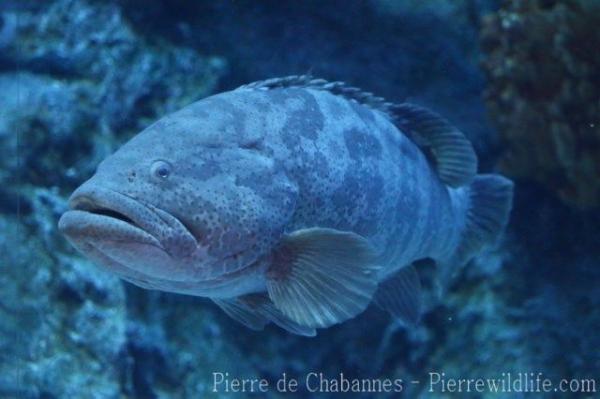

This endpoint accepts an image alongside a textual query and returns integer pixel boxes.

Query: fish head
[59,93,298,286]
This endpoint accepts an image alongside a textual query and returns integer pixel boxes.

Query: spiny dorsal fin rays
[238,75,478,187]
[237,75,395,116]
[390,103,478,187]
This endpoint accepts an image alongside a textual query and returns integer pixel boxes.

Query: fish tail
[456,173,514,264]
[437,174,513,291]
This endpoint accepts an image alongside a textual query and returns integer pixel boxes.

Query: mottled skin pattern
[272,89,467,276]
[59,87,469,300]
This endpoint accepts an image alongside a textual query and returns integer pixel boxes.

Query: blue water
[1,1,598,398]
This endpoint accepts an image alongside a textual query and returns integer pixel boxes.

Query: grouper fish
[59,76,513,336]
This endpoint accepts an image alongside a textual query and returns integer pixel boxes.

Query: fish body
[59,76,513,335]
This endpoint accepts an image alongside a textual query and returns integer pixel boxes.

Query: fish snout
[63,183,198,259]
[67,182,108,211]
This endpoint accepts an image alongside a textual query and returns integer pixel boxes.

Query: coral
[0,215,126,398]
[2,0,598,397]
[1,0,224,198]
[481,0,600,208]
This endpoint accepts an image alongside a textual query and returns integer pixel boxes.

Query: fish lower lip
[59,209,165,252]
[65,186,197,256]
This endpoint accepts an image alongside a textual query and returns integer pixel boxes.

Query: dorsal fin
[238,75,478,187]
[390,103,478,187]
[237,75,395,116]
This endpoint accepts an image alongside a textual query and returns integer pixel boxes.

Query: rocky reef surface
[481,0,600,208]
[1,0,598,398]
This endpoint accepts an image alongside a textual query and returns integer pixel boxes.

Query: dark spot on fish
[350,101,376,124]
[196,159,222,181]
[281,129,301,149]
[277,89,325,148]
[344,128,382,160]
[312,152,329,179]
[296,91,324,140]
[331,174,360,210]
[329,168,383,237]
[240,138,264,151]
[127,170,136,183]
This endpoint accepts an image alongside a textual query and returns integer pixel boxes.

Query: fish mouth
[59,184,204,283]
[59,187,164,250]
[59,184,198,258]
[71,198,138,227]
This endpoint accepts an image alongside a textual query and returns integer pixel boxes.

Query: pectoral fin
[373,264,422,326]
[213,297,268,331]
[266,228,379,328]
[213,294,316,336]
[254,297,317,337]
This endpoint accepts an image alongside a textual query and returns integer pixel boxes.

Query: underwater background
[1,0,599,398]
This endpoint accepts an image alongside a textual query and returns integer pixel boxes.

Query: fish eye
[150,160,172,181]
